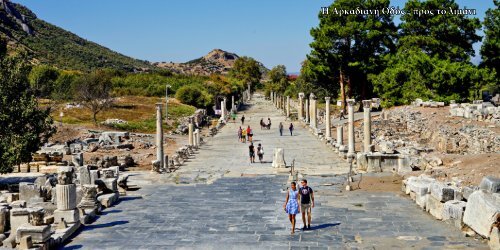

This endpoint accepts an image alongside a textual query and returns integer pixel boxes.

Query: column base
[54,209,79,224]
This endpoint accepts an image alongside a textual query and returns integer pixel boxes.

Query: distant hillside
[154,49,269,76]
[0,1,153,72]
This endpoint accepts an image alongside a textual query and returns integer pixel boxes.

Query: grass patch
[51,96,197,133]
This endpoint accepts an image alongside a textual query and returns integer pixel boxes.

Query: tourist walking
[260,118,265,130]
[267,117,272,129]
[279,122,283,136]
[257,143,264,163]
[241,115,245,125]
[241,129,247,143]
[289,123,294,136]
[249,143,256,163]
[238,127,242,141]
[283,182,300,234]
[247,126,253,142]
[339,110,346,120]
[299,179,314,230]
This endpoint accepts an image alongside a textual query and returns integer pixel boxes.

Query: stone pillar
[310,93,317,129]
[54,167,79,224]
[223,97,227,118]
[305,99,310,124]
[188,119,194,147]
[220,100,226,120]
[362,100,372,153]
[155,103,164,171]
[337,125,344,147]
[271,91,274,104]
[347,99,356,156]
[231,95,235,112]
[298,93,304,121]
[286,96,290,117]
[325,97,331,138]
[194,129,200,148]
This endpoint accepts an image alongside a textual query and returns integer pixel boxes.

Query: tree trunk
[340,69,347,113]
[93,111,98,126]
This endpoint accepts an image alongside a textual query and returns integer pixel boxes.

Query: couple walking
[248,143,264,163]
[279,122,294,136]
[283,179,314,234]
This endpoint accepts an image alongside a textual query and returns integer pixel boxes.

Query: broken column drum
[325,97,331,138]
[362,100,372,153]
[347,99,356,156]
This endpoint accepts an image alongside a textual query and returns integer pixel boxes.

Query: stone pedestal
[298,93,304,121]
[325,97,331,138]
[16,225,50,244]
[155,103,164,171]
[78,185,98,211]
[347,99,356,156]
[272,148,286,169]
[220,100,226,120]
[305,99,310,124]
[362,100,372,153]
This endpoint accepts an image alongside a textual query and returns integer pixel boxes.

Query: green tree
[229,56,262,91]
[267,65,289,94]
[74,70,114,125]
[371,50,496,106]
[308,0,396,111]
[52,70,80,101]
[175,84,212,108]
[400,0,481,62]
[480,0,500,77]
[0,40,55,173]
[28,65,60,98]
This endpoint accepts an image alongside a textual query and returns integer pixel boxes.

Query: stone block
[416,193,428,210]
[54,209,79,224]
[356,153,368,171]
[103,178,118,193]
[19,183,42,204]
[462,186,477,200]
[479,176,500,193]
[463,190,500,238]
[97,192,119,208]
[78,165,92,185]
[489,227,500,250]
[379,141,395,154]
[11,200,27,208]
[442,200,466,225]
[426,194,444,220]
[407,176,434,196]
[19,235,33,249]
[430,182,456,202]
[10,208,30,233]
[16,224,50,244]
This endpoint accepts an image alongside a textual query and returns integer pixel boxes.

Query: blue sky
[14,0,495,73]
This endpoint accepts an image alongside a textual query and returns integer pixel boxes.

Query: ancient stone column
[188,119,194,147]
[347,99,356,155]
[54,167,79,224]
[78,184,99,213]
[231,95,235,113]
[155,103,164,171]
[286,96,290,117]
[362,100,372,153]
[220,100,226,120]
[325,97,331,138]
[298,93,304,121]
[305,99,310,124]
[310,93,317,129]
[194,129,200,148]
[337,125,344,147]
[271,91,274,104]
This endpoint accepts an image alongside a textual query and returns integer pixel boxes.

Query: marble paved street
[64,95,488,249]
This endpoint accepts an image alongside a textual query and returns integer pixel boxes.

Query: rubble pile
[402,175,499,249]
[450,101,500,124]
[0,165,129,248]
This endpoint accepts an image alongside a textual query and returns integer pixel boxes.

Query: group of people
[260,117,272,130]
[284,179,315,234]
[238,126,253,143]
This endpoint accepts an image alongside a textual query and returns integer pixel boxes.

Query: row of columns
[271,91,291,119]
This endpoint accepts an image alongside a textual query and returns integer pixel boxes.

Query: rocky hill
[154,49,268,76]
[0,0,153,72]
